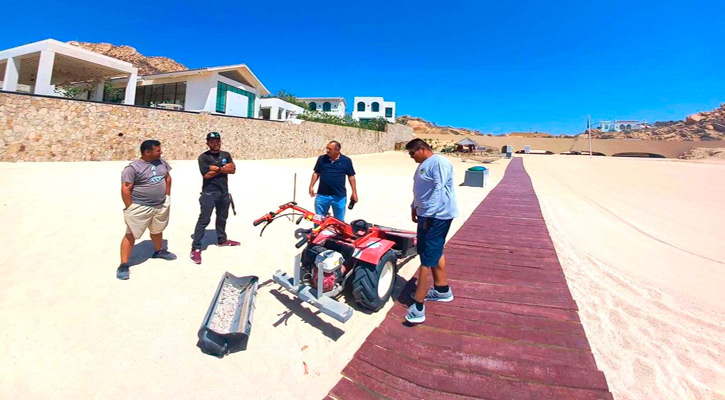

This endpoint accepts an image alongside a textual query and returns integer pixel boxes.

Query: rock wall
[0,92,413,162]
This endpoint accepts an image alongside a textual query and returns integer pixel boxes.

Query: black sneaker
[152,249,177,260]
[117,264,130,280]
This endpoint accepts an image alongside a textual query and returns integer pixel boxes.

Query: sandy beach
[525,155,725,400]
[0,151,504,399]
[1,152,723,399]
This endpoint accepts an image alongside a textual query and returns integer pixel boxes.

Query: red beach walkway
[327,157,612,399]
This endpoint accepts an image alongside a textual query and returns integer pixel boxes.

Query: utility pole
[587,114,593,159]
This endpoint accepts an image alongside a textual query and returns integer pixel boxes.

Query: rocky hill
[67,41,187,75]
[397,116,491,137]
[678,147,725,160]
[586,104,725,141]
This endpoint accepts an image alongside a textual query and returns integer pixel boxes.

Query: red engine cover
[311,269,337,292]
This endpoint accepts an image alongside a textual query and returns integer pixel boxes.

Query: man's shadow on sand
[127,239,169,266]
[127,229,219,266]
[189,229,222,250]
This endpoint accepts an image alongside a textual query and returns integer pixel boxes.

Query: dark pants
[192,192,231,249]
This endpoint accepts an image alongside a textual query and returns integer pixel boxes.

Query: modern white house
[352,96,396,123]
[0,39,271,119]
[0,39,138,104]
[297,97,346,117]
[258,97,304,121]
[596,119,648,132]
[112,65,270,118]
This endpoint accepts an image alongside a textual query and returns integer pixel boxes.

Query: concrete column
[123,72,137,105]
[92,82,105,101]
[2,57,20,91]
[34,50,56,95]
[270,106,279,120]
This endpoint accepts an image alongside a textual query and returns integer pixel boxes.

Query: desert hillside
[586,104,725,141]
[401,104,725,141]
[67,41,187,75]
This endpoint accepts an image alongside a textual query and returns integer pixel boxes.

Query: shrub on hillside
[298,112,388,132]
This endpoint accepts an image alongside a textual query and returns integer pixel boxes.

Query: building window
[216,81,255,117]
[278,108,283,120]
[104,86,125,104]
[371,102,380,112]
[309,102,317,111]
[133,82,186,108]
[357,102,365,112]
[322,101,331,111]
[385,107,393,118]
[619,124,626,130]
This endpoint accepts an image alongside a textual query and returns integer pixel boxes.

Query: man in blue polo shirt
[308,141,358,221]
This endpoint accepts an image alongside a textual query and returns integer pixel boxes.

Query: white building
[297,97,346,117]
[352,96,396,123]
[596,119,648,132]
[0,39,271,119]
[116,65,270,118]
[0,39,138,104]
[258,97,304,121]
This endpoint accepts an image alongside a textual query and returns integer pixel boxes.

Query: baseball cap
[206,132,221,140]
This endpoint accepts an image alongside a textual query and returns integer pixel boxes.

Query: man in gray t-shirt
[117,140,177,280]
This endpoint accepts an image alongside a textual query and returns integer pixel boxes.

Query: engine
[310,249,345,293]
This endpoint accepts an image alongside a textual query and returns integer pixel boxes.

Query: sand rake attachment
[197,272,259,358]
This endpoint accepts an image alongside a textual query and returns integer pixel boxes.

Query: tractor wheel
[352,250,397,311]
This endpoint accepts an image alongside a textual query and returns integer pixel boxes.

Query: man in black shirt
[190,132,240,264]
[308,140,357,221]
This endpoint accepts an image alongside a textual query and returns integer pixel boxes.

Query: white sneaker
[425,288,454,302]
[405,303,425,324]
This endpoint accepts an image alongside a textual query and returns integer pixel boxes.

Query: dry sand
[1,151,723,399]
[0,151,505,399]
[524,155,725,400]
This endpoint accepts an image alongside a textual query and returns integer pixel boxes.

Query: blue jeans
[315,194,346,221]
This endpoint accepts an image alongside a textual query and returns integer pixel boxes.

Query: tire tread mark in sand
[538,166,725,265]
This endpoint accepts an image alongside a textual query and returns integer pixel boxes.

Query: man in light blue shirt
[405,138,459,324]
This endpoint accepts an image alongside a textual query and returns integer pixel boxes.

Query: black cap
[206,131,221,140]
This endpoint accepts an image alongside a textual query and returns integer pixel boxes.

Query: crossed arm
[203,163,235,179]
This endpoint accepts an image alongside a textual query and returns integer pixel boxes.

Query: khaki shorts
[124,196,170,239]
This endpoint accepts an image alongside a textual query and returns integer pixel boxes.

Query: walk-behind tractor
[253,202,417,323]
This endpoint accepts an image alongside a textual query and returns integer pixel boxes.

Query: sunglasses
[408,148,420,156]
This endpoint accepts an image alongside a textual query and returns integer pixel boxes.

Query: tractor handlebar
[252,201,360,240]
[295,236,308,248]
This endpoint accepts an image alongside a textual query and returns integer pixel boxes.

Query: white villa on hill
[113,65,270,118]
[352,96,396,123]
[596,120,649,132]
[297,97,346,117]
[258,97,304,121]
[2,40,402,124]
[0,39,271,119]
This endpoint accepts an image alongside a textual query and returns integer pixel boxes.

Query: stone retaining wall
[0,92,413,161]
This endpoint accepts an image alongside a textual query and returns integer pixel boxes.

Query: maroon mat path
[326,157,612,400]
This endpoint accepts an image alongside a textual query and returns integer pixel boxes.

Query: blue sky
[2,0,723,134]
